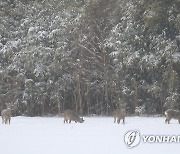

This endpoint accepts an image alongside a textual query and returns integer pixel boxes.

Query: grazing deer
[1,108,12,124]
[165,109,180,124]
[63,109,84,123]
[112,109,126,124]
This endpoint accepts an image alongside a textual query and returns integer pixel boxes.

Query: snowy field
[0,116,180,154]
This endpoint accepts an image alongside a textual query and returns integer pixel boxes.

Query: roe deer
[112,109,126,124]
[1,108,11,124]
[63,109,84,123]
[165,109,180,124]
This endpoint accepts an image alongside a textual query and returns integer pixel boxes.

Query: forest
[0,0,180,116]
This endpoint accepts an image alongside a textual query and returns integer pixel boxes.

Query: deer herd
[1,108,180,125]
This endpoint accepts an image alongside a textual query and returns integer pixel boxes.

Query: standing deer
[63,109,84,123]
[1,108,12,124]
[165,109,180,124]
[112,108,126,124]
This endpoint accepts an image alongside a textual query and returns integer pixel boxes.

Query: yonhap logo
[124,130,141,148]
[124,130,180,148]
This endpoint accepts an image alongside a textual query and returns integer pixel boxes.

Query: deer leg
[117,118,120,124]
[165,118,168,124]
[123,118,125,124]
[114,117,116,123]
[167,118,172,124]
[165,118,171,124]
[64,119,68,123]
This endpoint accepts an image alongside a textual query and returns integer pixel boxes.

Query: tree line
[0,0,180,116]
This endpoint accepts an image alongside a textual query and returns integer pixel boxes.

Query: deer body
[165,109,180,124]
[1,108,11,124]
[63,109,84,123]
[113,109,125,124]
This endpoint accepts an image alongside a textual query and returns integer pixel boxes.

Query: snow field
[0,116,180,154]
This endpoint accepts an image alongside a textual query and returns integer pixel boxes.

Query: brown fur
[112,109,125,124]
[63,109,84,123]
[165,109,180,124]
[1,108,11,124]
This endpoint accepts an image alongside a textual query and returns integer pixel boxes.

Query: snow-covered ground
[0,116,179,154]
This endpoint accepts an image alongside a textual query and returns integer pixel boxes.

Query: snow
[144,10,156,19]
[172,52,180,62]
[28,27,41,35]
[0,116,180,154]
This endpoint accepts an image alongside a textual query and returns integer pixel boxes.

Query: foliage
[0,0,180,116]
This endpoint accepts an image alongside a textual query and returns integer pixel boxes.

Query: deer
[112,108,126,124]
[63,109,84,123]
[165,109,180,124]
[1,108,12,124]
